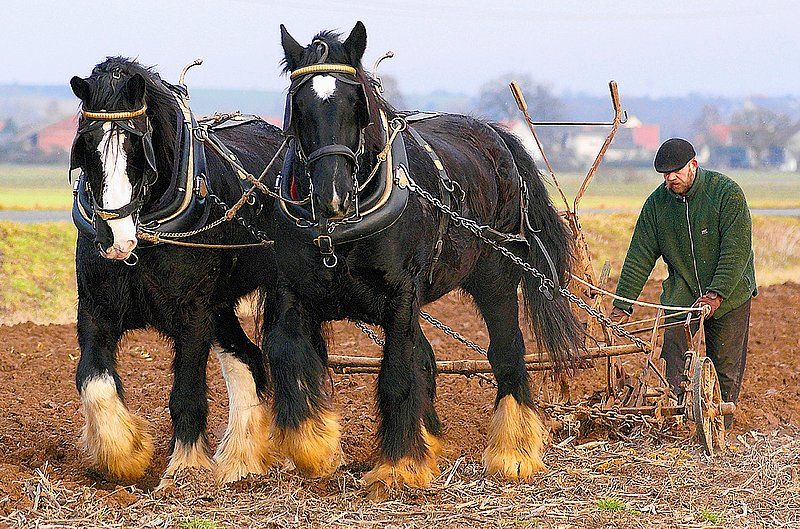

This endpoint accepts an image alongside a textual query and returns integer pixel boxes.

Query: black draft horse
[69,57,283,484]
[267,22,584,491]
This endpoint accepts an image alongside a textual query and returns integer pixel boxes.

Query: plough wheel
[691,357,726,455]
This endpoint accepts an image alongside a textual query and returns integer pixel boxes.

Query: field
[0,164,72,211]
[0,281,799,528]
[1,165,799,528]
[2,164,800,211]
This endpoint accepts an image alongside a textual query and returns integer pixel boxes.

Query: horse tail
[490,125,584,371]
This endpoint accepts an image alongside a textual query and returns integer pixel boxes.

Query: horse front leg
[161,315,215,484]
[363,288,441,493]
[267,289,342,477]
[212,306,275,483]
[76,305,154,481]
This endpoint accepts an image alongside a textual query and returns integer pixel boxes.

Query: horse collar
[276,110,410,266]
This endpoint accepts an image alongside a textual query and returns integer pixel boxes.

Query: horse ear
[281,24,305,71]
[343,21,367,65]
[123,73,146,105]
[70,76,91,103]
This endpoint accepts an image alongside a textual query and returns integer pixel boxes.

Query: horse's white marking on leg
[97,122,136,249]
[214,346,274,483]
[312,75,337,100]
[80,373,153,480]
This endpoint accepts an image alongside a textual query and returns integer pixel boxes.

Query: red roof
[35,115,78,153]
[709,124,732,144]
[632,124,660,151]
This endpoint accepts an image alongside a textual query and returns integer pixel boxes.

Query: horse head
[281,22,375,219]
[70,58,175,260]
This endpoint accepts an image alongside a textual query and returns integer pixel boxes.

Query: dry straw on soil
[3,428,799,529]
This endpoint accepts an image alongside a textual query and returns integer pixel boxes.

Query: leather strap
[406,125,453,283]
[305,144,358,166]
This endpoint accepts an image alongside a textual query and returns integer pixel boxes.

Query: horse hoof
[80,375,154,481]
[362,455,438,495]
[274,409,343,478]
[214,404,275,483]
[164,438,215,479]
[483,395,548,482]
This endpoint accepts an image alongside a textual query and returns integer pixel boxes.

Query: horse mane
[86,57,178,177]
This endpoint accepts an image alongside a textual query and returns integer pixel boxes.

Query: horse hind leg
[418,326,443,456]
[212,308,275,483]
[464,266,548,481]
[76,309,153,481]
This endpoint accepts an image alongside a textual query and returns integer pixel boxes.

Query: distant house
[31,115,78,154]
[568,115,659,167]
[12,114,77,155]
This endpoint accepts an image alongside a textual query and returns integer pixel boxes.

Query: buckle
[314,234,334,255]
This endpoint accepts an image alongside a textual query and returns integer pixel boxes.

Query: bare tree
[378,75,407,110]
[730,103,794,167]
[692,104,723,146]
[476,73,562,123]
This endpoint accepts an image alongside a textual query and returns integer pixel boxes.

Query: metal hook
[179,58,204,88]
[370,51,394,93]
[323,253,338,268]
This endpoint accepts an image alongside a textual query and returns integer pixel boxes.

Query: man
[610,138,756,427]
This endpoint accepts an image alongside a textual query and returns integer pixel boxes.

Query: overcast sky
[2,0,798,97]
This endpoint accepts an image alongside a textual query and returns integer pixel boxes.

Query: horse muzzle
[100,239,137,260]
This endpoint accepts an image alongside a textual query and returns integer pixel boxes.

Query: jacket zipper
[683,196,703,296]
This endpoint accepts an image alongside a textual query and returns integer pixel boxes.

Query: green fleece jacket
[613,167,757,319]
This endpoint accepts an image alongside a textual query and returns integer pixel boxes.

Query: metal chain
[419,311,488,356]
[207,192,270,243]
[355,312,487,355]
[355,321,385,346]
[401,175,651,351]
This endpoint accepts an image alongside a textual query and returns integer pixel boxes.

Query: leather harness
[71,82,211,244]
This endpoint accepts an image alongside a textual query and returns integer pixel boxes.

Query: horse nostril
[117,240,137,253]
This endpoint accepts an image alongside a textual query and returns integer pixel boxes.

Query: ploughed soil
[0,281,798,527]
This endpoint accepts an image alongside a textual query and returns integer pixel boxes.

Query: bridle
[283,60,372,219]
[278,58,411,268]
[73,103,158,223]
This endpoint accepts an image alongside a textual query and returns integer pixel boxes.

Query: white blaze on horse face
[312,75,337,100]
[330,158,342,212]
[97,122,137,248]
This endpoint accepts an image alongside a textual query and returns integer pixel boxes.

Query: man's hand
[694,291,723,318]
[609,307,631,325]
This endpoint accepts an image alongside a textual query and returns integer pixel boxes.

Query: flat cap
[654,138,696,173]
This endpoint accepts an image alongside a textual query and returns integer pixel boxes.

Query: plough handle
[609,80,621,120]
[510,81,528,113]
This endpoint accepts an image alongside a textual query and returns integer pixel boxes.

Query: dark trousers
[661,299,751,427]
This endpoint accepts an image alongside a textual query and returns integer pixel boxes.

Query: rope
[569,273,702,312]
[137,231,272,249]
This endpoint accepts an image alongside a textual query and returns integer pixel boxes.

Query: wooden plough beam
[328,344,642,375]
